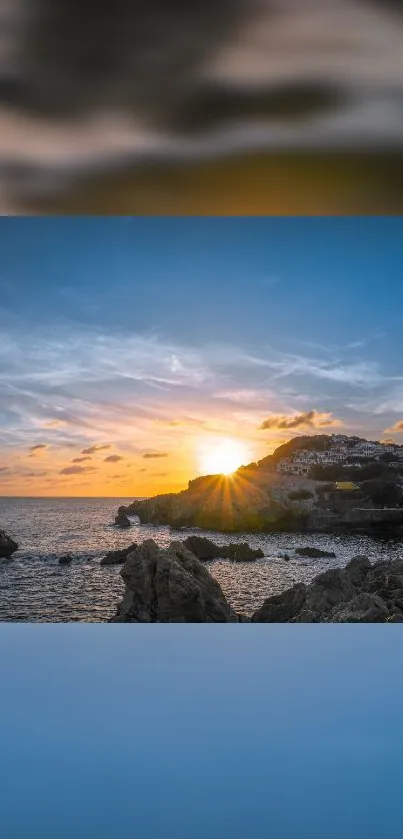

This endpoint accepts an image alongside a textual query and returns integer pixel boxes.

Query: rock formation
[111,542,403,623]
[0,529,18,559]
[252,555,403,622]
[296,547,336,558]
[114,508,131,528]
[100,543,138,566]
[59,554,73,564]
[183,535,264,561]
[112,539,239,622]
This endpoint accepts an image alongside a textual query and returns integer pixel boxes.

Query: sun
[198,438,250,476]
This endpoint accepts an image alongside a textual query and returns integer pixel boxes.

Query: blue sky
[1,217,403,494]
[0,625,402,839]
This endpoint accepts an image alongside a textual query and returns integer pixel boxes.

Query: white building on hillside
[352,442,381,459]
[330,434,349,444]
[275,437,403,476]
[277,457,311,475]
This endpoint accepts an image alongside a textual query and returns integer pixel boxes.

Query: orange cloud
[259,410,342,431]
[384,421,403,433]
[72,456,92,463]
[104,454,125,463]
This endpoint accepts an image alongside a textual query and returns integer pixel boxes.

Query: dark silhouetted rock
[183,535,263,562]
[114,513,131,528]
[182,535,219,559]
[59,554,73,564]
[100,543,138,566]
[0,529,18,558]
[252,583,307,622]
[224,543,264,561]
[343,554,371,586]
[112,539,239,622]
[296,547,336,558]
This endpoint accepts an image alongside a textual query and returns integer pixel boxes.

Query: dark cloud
[29,443,48,456]
[81,444,111,455]
[142,451,169,459]
[60,465,97,475]
[104,454,125,463]
[0,466,9,473]
[259,410,342,430]
[72,456,92,463]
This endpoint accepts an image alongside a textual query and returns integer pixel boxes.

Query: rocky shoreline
[110,538,403,623]
[3,520,403,622]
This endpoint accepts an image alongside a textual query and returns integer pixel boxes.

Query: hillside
[120,434,403,534]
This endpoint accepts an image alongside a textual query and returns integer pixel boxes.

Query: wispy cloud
[252,353,383,388]
[104,454,124,463]
[44,419,65,428]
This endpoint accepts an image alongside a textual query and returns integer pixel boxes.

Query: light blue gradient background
[0,627,401,838]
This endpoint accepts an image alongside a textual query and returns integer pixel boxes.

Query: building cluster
[276,435,403,477]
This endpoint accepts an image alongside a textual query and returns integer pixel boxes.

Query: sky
[1,624,402,839]
[1,216,403,496]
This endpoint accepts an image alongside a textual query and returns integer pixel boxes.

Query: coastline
[2,484,403,621]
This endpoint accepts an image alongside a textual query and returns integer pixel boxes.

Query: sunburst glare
[198,438,250,476]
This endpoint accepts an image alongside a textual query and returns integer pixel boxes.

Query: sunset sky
[1,216,403,496]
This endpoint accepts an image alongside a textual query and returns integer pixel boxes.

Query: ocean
[1,496,402,622]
